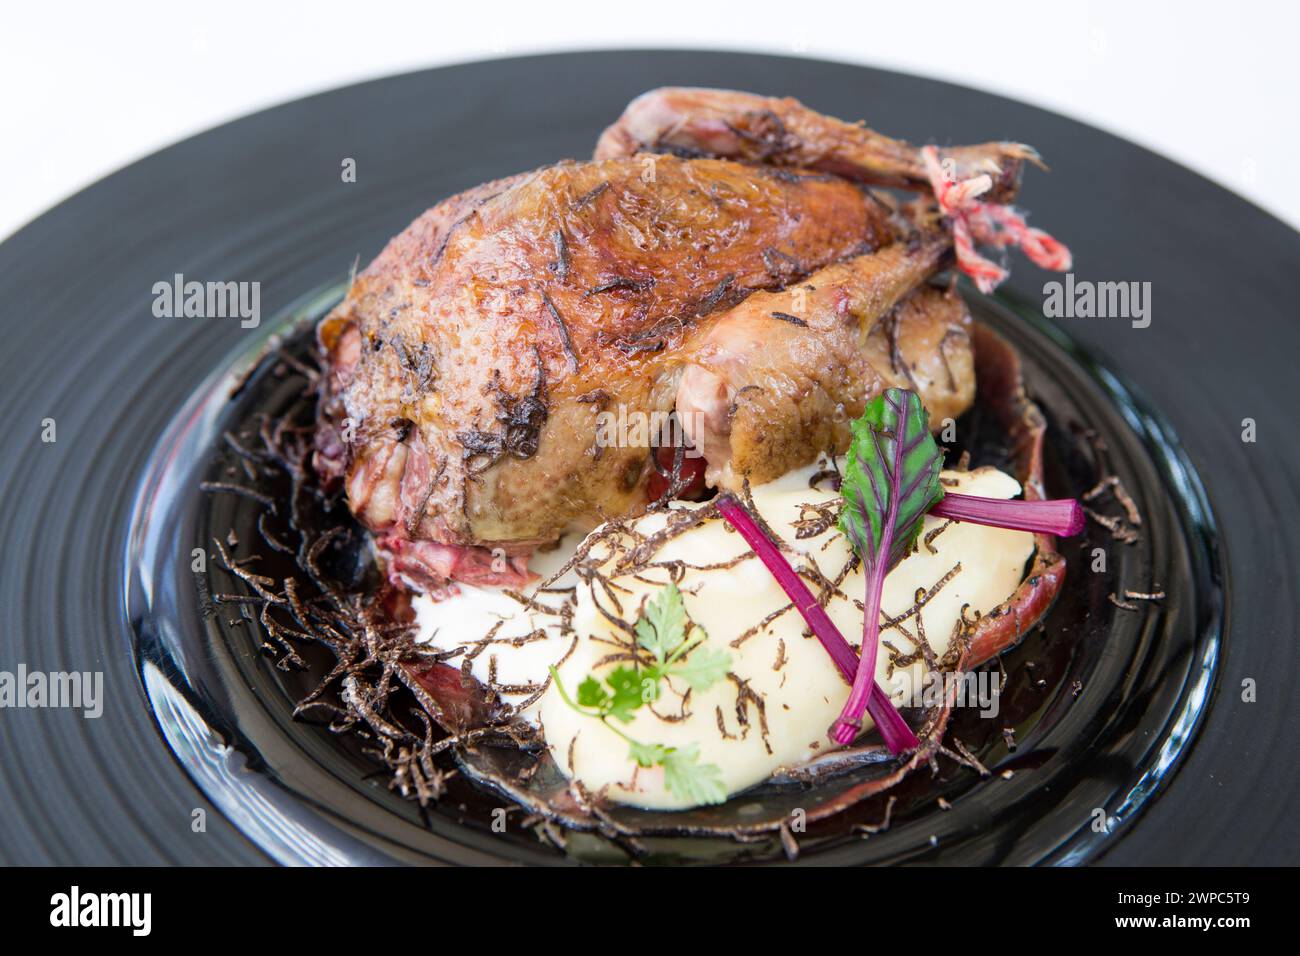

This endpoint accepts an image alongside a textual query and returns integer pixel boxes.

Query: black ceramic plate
[1,51,1296,866]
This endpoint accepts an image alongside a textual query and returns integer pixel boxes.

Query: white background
[4,0,1297,240]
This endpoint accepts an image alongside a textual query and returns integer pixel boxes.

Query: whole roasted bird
[314,88,1066,590]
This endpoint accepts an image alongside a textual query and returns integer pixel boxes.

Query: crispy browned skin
[677,241,972,488]
[314,171,531,482]
[595,87,1037,203]
[321,154,901,546]
[317,89,1033,553]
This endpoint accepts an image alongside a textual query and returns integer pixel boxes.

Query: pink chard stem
[929,493,1085,536]
[715,495,918,754]
[830,484,895,747]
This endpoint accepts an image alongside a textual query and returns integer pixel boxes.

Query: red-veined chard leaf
[832,387,945,745]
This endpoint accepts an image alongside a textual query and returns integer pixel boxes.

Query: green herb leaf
[575,675,610,711]
[635,580,689,663]
[603,666,649,722]
[550,582,731,807]
[627,740,668,767]
[661,744,728,806]
[666,642,731,691]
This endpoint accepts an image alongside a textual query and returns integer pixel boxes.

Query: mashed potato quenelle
[415,460,1034,810]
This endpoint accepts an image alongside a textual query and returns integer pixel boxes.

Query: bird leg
[676,229,970,490]
[595,86,1039,204]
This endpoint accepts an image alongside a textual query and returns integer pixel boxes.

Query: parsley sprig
[549,582,730,805]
